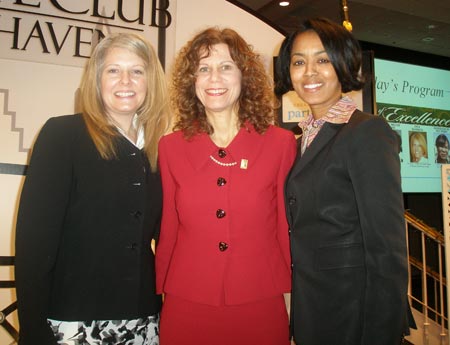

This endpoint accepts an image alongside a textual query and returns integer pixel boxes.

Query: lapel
[184,133,216,171]
[184,124,265,172]
[288,122,344,179]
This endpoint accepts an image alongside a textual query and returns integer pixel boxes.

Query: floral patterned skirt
[47,314,159,345]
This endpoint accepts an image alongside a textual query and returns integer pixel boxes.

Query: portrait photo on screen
[409,131,428,164]
[376,58,450,192]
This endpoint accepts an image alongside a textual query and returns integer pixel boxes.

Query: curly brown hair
[171,27,278,138]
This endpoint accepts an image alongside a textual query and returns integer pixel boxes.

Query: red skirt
[159,294,290,345]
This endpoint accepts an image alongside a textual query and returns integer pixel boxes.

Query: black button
[131,210,142,219]
[289,196,296,205]
[218,149,227,158]
[217,177,227,186]
[126,243,138,250]
[219,242,229,251]
[216,209,226,218]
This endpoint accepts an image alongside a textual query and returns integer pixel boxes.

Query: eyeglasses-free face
[195,43,242,118]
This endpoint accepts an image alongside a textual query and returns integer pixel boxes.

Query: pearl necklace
[209,155,237,167]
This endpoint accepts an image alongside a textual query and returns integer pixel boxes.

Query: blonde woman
[15,33,169,345]
[409,131,428,163]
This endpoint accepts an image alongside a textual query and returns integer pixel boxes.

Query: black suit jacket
[286,110,410,345]
[15,114,162,345]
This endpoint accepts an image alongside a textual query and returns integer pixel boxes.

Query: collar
[184,123,267,171]
[115,114,145,149]
[298,96,357,131]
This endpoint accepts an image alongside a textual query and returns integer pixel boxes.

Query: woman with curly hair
[156,27,296,345]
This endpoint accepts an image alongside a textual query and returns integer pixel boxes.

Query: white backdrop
[0,1,285,343]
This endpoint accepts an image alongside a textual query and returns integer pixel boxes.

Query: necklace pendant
[240,159,248,170]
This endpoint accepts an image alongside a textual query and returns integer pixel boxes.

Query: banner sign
[0,0,172,67]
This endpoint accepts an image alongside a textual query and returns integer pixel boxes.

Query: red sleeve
[155,135,179,294]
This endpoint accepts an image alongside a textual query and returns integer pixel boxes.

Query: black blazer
[286,110,410,345]
[15,114,162,345]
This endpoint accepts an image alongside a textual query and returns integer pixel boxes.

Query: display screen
[375,58,450,193]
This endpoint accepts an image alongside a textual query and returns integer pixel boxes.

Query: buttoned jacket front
[285,110,410,345]
[156,124,296,306]
[15,114,162,345]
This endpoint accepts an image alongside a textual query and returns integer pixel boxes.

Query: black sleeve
[349,115,409,344]
[15,117,74,345]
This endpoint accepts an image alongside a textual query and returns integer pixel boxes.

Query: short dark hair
[276,17,365,96]
[436,134,449,148]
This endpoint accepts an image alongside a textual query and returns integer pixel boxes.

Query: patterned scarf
[299,96,357,155]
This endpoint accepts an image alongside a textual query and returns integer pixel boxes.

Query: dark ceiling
[227,0,450,65]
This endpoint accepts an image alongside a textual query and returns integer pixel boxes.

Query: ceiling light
[279,1,290,6]
[342,0,352,32]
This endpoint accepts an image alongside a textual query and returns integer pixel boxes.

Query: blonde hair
[79,32,170,171]
[409,132,428,161]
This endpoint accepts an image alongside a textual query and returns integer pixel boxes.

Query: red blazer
[156,124,296,306]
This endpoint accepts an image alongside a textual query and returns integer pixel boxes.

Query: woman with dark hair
[15,33,170,345]
[435,133,449,163]
[276,17,412,345]
[156,27,296,345]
